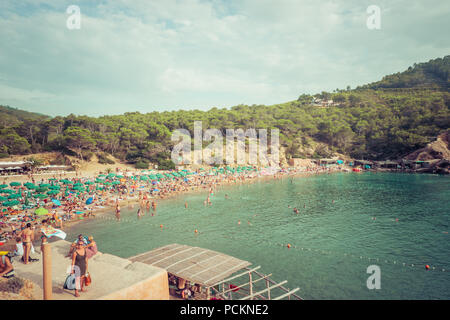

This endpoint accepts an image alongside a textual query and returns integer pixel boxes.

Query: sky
[0,0,449,117]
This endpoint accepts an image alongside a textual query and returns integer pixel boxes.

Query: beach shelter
[2,200,20,207]
[35,207,49,216]
[33,194,48,199]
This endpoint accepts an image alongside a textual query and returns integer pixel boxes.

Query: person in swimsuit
[19,223,34,264]
[71,240,88,297]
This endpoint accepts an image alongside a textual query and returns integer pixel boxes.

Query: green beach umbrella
[36,187,48,193]
[2,200,20,207]
[10,182,21,187]
[49,185,60,190]
[8,193,21,199]
[47,190,59,196]
[1,189,14,194]
[35,207,49,216]
[0,196,8,201]
[33,193,48,199]
[39,183,51,188]
[0,184,8,189]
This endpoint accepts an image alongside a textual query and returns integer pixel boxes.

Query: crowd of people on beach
[0,163,341,297]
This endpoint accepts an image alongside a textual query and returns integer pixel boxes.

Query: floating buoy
[425,265,430,270]
[238,220,241,225]
[287,244,291,248]
[195,229,198,234]
[160,224,163,229]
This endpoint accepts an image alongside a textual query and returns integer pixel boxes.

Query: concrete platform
[13,240,169,300]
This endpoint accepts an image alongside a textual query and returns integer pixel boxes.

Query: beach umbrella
[33,194,48,199]
[0,196,7,201]
[47,190,59,196]
[39,183,51,188]
[0,184,8,189]
[49,178,58,181]
[8,194,21,199]
[112,181,120,185]
[2,200,20,207]
[25,184,37,190]
[86,197,93,205]
[10,182,21,187]
[35,207,49,216]
[36,187,48,193]
[49,185,60,190]
[1,189,14,194]
[84,181,94,185]
[52,199,62,206]
[98,174,106,177]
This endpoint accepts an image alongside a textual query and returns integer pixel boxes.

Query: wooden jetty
[128,243,302,300]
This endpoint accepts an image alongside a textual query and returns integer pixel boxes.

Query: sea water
[66,172,450,299]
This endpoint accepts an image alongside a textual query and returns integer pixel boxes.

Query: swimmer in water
[185,201,188,209]
[293,208,299,214]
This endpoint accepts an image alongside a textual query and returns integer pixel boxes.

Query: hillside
[359,56,449,90]
[0,56,449,166]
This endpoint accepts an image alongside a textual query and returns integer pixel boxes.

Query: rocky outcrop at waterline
[404,130,450,174]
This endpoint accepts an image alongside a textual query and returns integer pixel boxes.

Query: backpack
[63,273,77,290]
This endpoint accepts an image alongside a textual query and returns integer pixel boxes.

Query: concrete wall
[14,240,170,300]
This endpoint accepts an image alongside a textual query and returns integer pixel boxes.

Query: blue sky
[0,0,449,116]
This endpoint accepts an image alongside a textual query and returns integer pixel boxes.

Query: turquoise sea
[66,172,450,299]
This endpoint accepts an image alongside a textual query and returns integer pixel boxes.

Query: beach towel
[41,226,67,240]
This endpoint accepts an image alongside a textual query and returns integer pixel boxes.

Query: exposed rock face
[405,130,450,161]
[405,131,450,174]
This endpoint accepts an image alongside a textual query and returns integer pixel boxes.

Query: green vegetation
[0,56,448,163]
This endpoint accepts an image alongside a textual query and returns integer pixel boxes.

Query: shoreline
[61,168,339,237]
